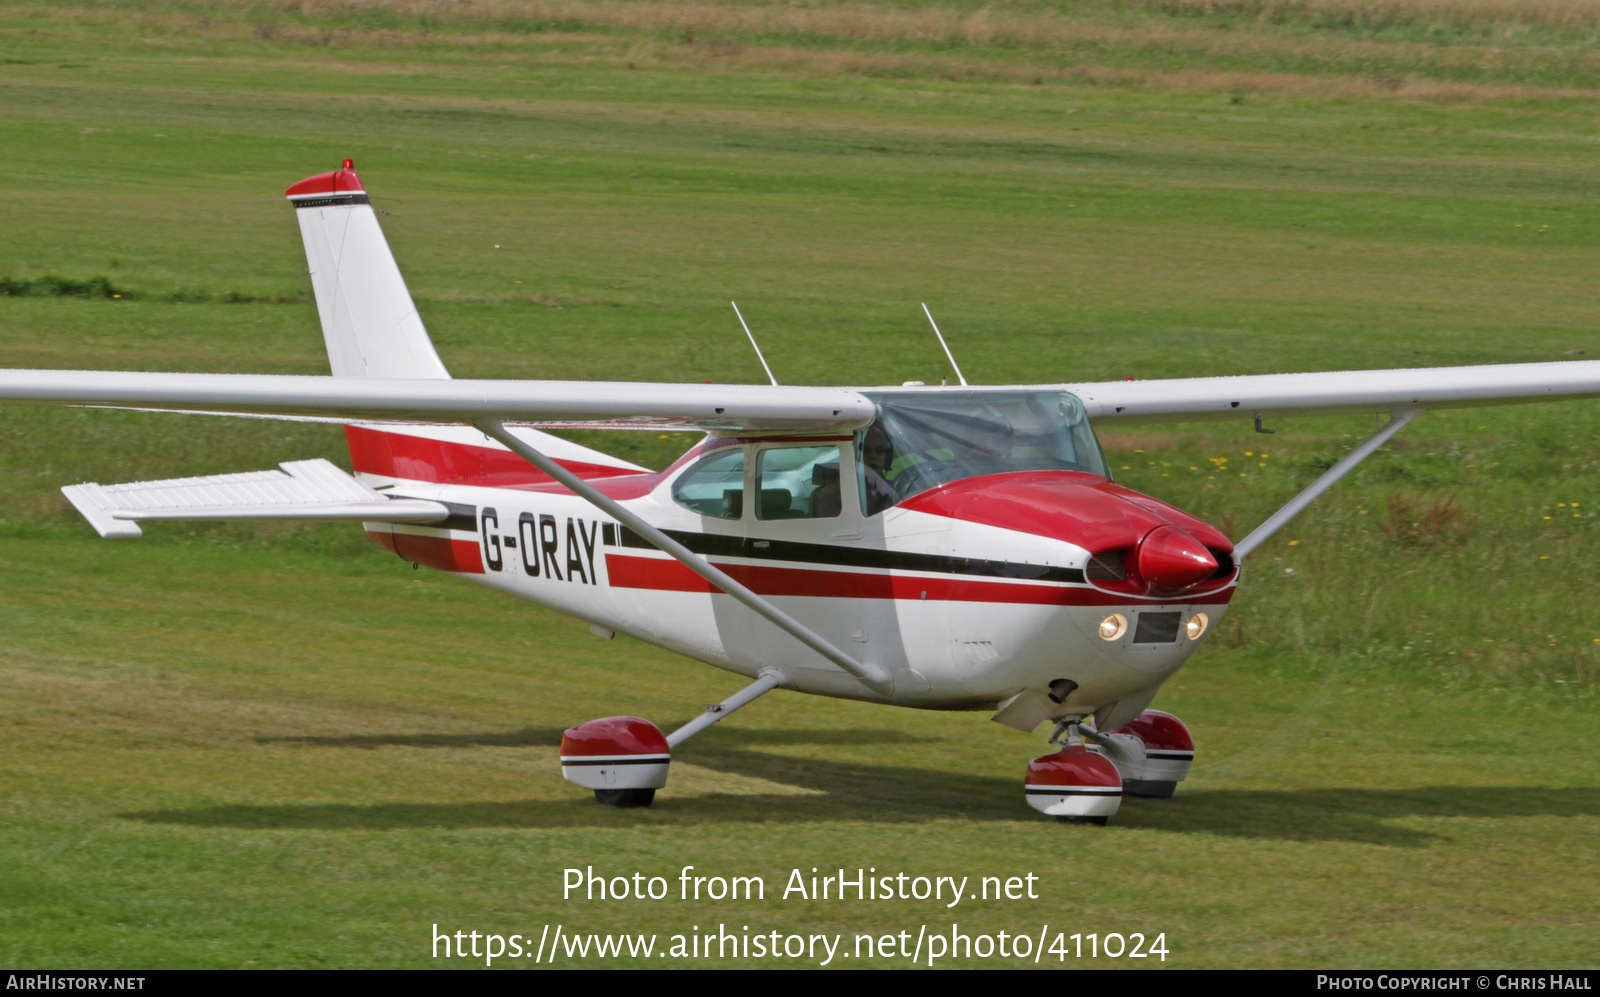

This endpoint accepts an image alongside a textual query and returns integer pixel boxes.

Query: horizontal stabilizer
[61,458,449,539]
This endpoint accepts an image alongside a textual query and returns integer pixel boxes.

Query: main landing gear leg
[559,671,784,808]
[1022,709,1197,823]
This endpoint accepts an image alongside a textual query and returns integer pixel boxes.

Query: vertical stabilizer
[285,161,451,379]
[286,162,649,491]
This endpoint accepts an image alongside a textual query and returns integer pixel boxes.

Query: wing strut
[474,420,894,695]
[1233,407,1421,561]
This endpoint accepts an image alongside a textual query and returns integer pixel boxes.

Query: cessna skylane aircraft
[3,162,1598,823]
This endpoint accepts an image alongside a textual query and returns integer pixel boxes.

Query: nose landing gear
[1091,710,1195,799]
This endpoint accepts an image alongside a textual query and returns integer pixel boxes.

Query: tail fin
[287,162,649,489]
[285,161,450,379]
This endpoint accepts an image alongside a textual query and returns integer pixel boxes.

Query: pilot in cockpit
[860,424,899,516]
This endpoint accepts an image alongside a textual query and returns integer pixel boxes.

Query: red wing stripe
[603,554,1234,606]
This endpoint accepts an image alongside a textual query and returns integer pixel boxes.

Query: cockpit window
[857,389,1107,511]
[755,445,842,520]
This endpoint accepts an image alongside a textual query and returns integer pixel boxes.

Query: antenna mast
[731,301,779,386]
[921,303,968,386]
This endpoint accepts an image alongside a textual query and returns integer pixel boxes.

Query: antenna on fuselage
[921,303,968,386]
[731,301,779,386]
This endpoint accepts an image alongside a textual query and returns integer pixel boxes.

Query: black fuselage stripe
[291,193,371,208]
[617,527,1086,584]
[385,503,1090,585]
[388,496,478,532]
[560,757,671,766]
[1024,787,1122,797]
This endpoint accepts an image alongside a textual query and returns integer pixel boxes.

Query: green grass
[0,0,1597,969]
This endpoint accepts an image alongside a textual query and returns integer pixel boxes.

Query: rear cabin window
[670,447,746,520]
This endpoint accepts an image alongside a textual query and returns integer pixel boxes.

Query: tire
[1122,779,1177,799]
[594,788,656,808]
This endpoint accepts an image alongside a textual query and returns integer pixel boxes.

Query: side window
[671,447,747,519]
[755,445,842,520]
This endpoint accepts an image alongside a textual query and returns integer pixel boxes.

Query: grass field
[1,0,1597,969]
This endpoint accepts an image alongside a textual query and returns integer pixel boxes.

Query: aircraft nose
[1136,525,1219,592]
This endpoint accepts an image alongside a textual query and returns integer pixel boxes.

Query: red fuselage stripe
[345,425,635,487]
[603,553,1234,606]
[368,531,486,574]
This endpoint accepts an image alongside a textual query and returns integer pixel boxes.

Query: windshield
[858,389,1107,512]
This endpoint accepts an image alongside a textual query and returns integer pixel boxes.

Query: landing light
[1097,613,1128,641]
[1185,613,1209,640]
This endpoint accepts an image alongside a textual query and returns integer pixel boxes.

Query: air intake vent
[1133,612,1181,644]
[1087,551,1127,581]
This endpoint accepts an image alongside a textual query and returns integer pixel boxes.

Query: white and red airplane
[4,162,1598,823]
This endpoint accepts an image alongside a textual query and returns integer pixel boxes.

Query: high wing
[1061,360,1600,423]
[0,370,876,434]
[5,359,1600,433]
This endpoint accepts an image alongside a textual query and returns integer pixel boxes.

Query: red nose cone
[1136,525,1218,592]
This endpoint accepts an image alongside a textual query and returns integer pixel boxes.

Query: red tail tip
[285,163,365,198]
